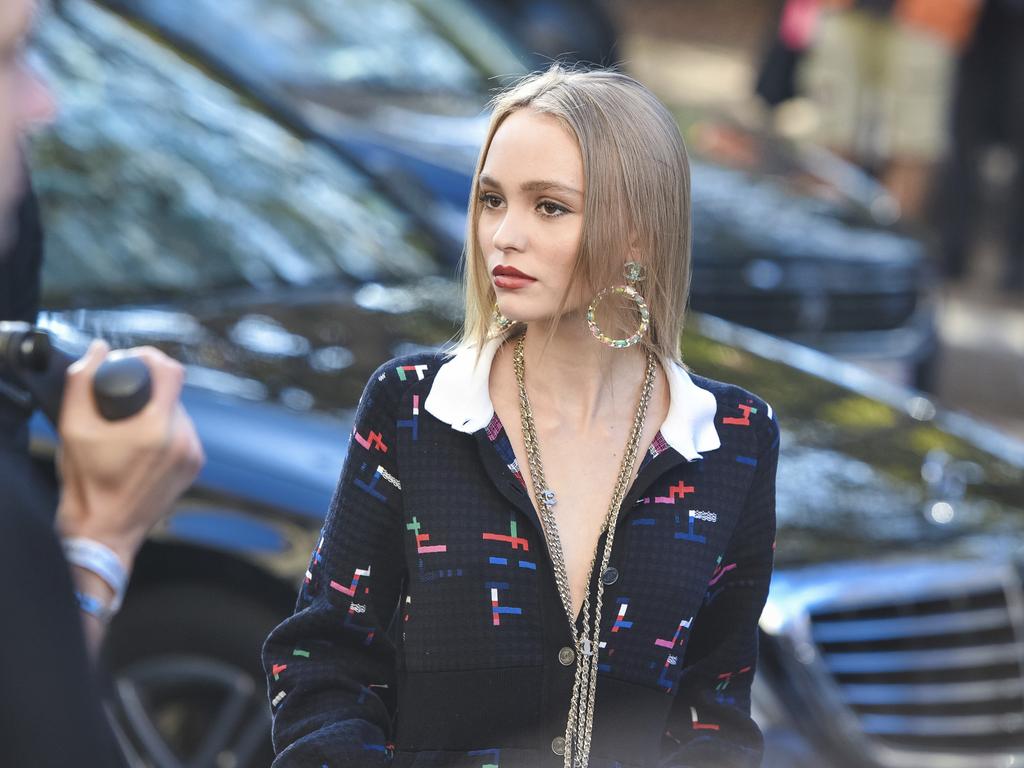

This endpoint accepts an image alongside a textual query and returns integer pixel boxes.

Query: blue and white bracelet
[62,537,129,619]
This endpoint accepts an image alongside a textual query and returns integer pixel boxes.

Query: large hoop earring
[586,261,650,349]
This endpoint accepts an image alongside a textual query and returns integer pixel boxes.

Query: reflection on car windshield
[105,0,484,95]
[29,1,440,309]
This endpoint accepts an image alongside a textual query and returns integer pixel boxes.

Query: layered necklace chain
[513,333,656,767]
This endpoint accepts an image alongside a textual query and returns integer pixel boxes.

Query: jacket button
[551,735,566,755]
[558,646,575,666]
[601,566,619,585]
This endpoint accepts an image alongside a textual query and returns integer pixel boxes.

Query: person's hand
[54,340,205,570]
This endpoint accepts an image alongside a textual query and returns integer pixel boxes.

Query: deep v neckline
[484,413,668,624]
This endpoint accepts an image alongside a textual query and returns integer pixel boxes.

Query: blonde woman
[263,63,780,768]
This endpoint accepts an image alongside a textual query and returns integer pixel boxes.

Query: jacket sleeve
[262,361,408,767]
[660,408,780,768]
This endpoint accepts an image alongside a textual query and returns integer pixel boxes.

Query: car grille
[809,578,1024,756]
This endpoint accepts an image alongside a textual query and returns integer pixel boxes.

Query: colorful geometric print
[715,666,752,692]
[330,565,371,597]
[708,557,737,587]
[304,534,324,585]
[488,556,537,570]
[674,509,716,544]
[655,615,692,692]
[635,478,696,507]
[690,707,720,731]
[397,394,421,441]
[611,597,633,633]
[395,363,429,381]
[705,556,739,607]
[264,353,779,763]
[487,582,523,626]
[654,615,692,650]
[354,462,401,501]
[407,516,448,555]
[418,565,464,582]
[657,480,696,503]
[482,518,530,551]
[354,428,388,453]
[722,402,755,426]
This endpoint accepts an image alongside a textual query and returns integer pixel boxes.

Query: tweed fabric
[263,348,780,768]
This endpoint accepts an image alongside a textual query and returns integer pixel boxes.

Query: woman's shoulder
[683,367,780,450]
[358,347,454,408]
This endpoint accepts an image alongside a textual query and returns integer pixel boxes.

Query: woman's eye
[539,201,567,217]
[479,193,502,208]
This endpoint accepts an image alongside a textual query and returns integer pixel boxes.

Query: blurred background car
[93,0,940,391]
[22,1,1024,768]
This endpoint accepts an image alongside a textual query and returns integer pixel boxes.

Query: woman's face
[476,108,586,324]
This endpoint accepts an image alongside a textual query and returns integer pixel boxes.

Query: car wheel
[103,583,283,768]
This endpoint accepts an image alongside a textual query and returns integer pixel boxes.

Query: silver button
[551,735,566,755]
[601,566,619,585]
[558,646,575,666]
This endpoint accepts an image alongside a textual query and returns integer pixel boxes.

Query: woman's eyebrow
[478,173,581,198]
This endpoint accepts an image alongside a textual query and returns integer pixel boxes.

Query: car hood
[39,288,1024,567]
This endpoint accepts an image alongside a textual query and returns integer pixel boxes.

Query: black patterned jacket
[262,330,781,768]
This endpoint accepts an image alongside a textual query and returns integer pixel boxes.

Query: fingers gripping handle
[0,322,153,424]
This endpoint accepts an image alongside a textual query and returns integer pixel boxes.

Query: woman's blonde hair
[457,62,694,365]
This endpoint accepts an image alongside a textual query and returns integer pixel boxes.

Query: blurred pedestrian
[938,0,1024,292]
[797,0,983,221]
[1,1,205,765]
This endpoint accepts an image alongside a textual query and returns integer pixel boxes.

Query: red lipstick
[492,265,536,290]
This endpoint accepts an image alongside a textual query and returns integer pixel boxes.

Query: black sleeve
[262,360,408,767]
[0,450,125,768]
[659,408,780,768]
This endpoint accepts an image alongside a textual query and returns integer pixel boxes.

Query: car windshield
[99,0,502,96]
[29,1,442,309]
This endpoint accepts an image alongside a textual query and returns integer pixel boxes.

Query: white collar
[423,331,721,462]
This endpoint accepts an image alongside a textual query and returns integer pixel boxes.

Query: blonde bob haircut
[458,62,694,366]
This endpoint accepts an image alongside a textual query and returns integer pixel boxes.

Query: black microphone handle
[18,347,153,426]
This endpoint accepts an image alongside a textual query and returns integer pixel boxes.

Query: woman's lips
[494,274,536,290]
[492,265,536,290]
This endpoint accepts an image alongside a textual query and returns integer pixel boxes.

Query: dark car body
[90,0,939,389]
[24,2,1024,767]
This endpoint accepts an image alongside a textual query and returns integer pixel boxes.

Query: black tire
[102,583,282,768]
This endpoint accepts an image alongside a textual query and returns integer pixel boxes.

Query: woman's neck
[506,312,654,433]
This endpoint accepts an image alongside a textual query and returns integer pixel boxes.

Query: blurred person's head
[461,63,693,363]
[1,0,54,249]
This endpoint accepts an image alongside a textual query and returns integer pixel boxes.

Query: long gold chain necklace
[513,333,656,768]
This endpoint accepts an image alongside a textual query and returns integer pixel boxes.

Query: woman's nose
[491,205,528,253]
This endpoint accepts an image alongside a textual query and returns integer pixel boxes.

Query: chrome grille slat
[859,712,1024,737]
[811,607,1012,643]
[823,643,1020,674]
[841,679,1024,706]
